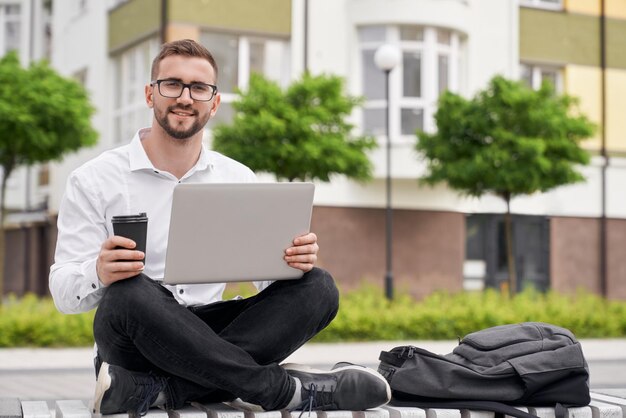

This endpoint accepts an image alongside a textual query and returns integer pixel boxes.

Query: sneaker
[92,362,167,416]
[283,363,391,412]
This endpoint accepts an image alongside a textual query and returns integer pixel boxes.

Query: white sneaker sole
[92,362,112,414]
[282,363,392,405]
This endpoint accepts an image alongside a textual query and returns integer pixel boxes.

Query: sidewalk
[2,338,626,370]
[2,339,626,400]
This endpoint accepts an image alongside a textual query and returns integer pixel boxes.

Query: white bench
[2,392,626,418]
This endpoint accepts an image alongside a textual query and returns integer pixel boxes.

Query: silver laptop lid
[163,182,315,285]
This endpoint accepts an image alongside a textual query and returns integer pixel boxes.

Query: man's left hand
[284,232,319,272]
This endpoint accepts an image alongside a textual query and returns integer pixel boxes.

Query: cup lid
[112,212,148,223]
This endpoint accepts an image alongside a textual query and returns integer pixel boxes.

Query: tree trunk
[503,193,517,297]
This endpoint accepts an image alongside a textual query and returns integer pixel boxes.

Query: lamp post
[374,44,401,300]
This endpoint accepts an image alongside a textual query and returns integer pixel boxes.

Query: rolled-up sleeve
[49,172,108,314]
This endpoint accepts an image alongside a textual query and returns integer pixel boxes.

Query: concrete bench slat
[591,394,626,411]
[589,400,625,418]
[425,408,462,418]
[0,398,22,418]
[564,406,592,418]
[55,400,92,418]
[365,407,391,418]
[527,406,555,418]
[20,401,51,418]
[460,410,495,418]
[383,405,427,418]
[324,410,359,418]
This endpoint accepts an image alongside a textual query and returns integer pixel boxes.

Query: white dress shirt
[49,128,269,314]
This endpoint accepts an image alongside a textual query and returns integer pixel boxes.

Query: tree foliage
[415,76,595,293]
[416,76,594,199]
[0,51,98,297]
[0,51,97,182]
[212,72,377,182]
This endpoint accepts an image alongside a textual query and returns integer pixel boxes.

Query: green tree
[415,76,595,294]
[0,51,97,297]
[212,72,377,182]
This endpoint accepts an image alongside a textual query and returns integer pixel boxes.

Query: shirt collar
[128,128,214,173]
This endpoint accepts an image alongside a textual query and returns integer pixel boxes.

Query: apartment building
[41,0,626,298]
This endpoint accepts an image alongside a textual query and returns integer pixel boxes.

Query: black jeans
[93,267,339,410]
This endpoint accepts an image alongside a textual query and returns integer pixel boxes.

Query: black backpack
[377,322,590,418]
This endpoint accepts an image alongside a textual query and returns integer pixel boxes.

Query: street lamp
[374,44,401,300]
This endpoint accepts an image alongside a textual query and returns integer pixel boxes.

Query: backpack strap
[555,403,568,418]
[389,398,540,418]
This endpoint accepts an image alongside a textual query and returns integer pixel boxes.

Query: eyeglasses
[150,79,218,101]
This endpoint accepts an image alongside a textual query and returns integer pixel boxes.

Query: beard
[154,104,210,140]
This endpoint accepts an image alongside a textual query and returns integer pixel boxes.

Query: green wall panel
[109,0,161,52]
[607,18,626,68]
[520,7,626,70]
[520,8,600,67]
[169,0,291,36]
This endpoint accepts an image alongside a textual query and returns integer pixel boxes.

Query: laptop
[162,182,315,285]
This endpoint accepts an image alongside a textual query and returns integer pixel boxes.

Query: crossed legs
[93,268,339,410]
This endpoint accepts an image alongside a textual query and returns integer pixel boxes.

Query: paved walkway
[2,339,626,401]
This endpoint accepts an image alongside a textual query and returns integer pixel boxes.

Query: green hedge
[0,294,95,347]
[313,286,626,341]
[2,287,626,347]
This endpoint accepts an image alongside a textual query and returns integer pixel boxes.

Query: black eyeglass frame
[150,79,218,101]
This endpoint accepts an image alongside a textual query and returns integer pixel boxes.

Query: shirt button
[92,283,96,289]
[179,289,184,294]
[76,295,80,300]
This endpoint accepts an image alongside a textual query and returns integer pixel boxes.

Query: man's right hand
[96,236,146,286]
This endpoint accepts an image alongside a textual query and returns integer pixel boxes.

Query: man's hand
[96,236,145,286]
[284,232,319,273]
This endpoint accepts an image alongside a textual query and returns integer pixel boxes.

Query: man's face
[146,55,219,141]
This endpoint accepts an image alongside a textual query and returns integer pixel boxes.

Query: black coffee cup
[112,213,148,262]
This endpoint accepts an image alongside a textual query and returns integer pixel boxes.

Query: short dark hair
[151,39,218,82]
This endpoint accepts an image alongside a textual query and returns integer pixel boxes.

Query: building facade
[39,0,626,298]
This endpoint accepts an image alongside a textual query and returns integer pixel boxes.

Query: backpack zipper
[398,345,416,359]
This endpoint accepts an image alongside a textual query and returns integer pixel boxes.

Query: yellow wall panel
[166,24,200,43]
[566,0,600,16]
[564,65,602,151]
[606,0,626,20]
[606,69,626,152]
[567,0,626,19]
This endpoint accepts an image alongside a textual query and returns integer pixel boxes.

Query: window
[520,63,562,92]
[359,25,462,140]
[112,38,159,143]
[465,214,550,292]
[200,32,290,126]
[520,0,562,10]
[0,3,21,55]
